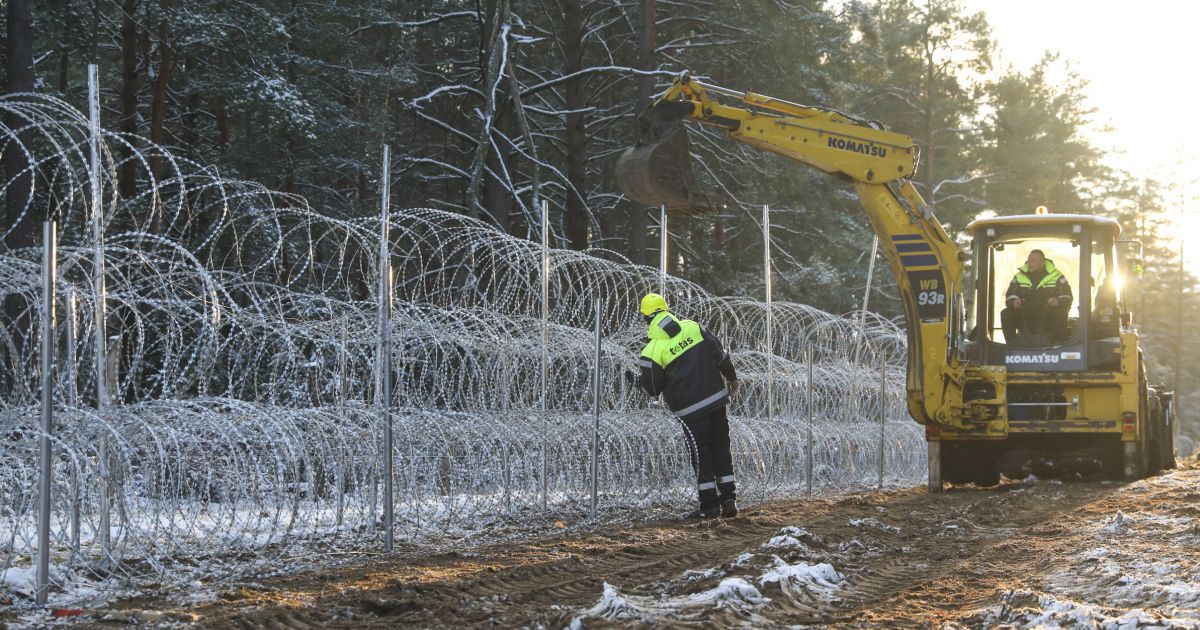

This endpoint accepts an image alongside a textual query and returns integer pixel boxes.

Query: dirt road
[97,464,1200,628]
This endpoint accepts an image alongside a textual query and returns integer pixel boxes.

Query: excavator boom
[617,73,1005,434]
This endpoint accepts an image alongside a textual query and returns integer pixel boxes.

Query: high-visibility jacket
[637,311,737,420]
[1005,259,1073,309]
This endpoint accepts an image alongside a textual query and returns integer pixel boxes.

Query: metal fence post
[36,220,57,607]
[64,290,79,556]
[87,63,113,563]
[377,144,394,551]
[806,347,814,496]
[763,205,773,422]
[878,351,886,490]
[852,235,879,366]
[659,205,667,296]
[590,299,602,518]
[541,199,550,510]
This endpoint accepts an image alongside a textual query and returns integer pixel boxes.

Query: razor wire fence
[0,87,922,608]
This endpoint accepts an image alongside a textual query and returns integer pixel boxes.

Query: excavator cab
[963,213,1124,373]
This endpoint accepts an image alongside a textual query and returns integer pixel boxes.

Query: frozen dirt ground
[12,461,1200,629]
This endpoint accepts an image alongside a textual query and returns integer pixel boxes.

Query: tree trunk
[118,0,140,199]
[215,94,230,152]
[563,0,588,250]
[479,0,513,233]
[58,47,70,95]
[148,0,174,233]
[283,0,297,195]
[466,0,508,221]
[627,0,655,263]
[483,109,513,234]
[91,0,101,62]
[4,0,35,250]
[3,0,34,398]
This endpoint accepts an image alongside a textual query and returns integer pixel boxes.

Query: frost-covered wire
[0,91,922,607]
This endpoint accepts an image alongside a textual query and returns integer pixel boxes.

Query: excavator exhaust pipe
[615,105,712,215]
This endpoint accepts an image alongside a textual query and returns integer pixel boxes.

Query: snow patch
[731,552,755,567]
[757,555,844,606]
[679,567,725,584]
[764,526,819,549]
[759,556,842,590]
[569,578,766,626]
[972,589,1200,630]
[849,517,901,533]
[571,556,845,625]
[1,566,37,597]
[1103,510,1133,534]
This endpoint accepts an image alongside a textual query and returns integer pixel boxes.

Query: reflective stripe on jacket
[637,311,737,420]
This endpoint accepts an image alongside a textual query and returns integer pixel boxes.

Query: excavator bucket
[615,113,713,216]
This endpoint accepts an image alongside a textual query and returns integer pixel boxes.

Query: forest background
[2,0,1197,437]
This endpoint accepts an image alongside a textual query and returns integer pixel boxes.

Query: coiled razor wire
[0,91,924,607]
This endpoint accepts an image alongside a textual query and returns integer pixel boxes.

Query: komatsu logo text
[1005,353,1060,365]
[828,137,887,158]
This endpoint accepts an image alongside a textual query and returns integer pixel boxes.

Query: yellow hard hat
[640,293,668,317]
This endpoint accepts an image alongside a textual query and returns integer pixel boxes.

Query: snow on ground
[848,516,901,533]
[763,525,821,550]
[1,566,36,598]
[569,526,846,627]
[963,471,1200,629]
[567,578,766,628]
[967,589,1200,630]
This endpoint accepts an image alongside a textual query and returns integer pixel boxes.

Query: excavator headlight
[1036,205,1049,215]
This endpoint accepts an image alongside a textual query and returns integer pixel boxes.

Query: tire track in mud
[166,475,1176,629]
[836,489,1093,616]
[196,494,908,629]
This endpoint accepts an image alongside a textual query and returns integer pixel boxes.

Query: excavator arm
[617,73,1005,431]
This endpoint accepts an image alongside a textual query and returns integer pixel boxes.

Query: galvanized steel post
[659,205,667,296]
[88,63,113,560]
[64,291,79,555]
[590,299,602,518]
[36,220,57,606]
[377,144,394,551]
[764,205,773,422]
[878,351,886,490]
[541,199,550,509]
[806,347,814,496]
[853,235,879,367]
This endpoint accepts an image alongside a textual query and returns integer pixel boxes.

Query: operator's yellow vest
[1013,260,1063,289]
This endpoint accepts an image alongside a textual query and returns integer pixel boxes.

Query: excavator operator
[1001,249,1073,344]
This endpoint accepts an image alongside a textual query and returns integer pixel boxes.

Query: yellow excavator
[616,72,1175,490]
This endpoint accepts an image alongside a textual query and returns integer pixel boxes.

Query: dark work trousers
[680,405,736,510]
[1001,303,1068,343]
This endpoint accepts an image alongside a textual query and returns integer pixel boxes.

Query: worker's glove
[727,380,740,397]
[623,370,638,387]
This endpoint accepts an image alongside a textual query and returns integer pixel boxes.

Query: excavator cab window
[986,237,1082,347]
[1090,234,1121,339]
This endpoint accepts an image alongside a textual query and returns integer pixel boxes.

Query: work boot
[684,505,721,520]
[720,497,738,518]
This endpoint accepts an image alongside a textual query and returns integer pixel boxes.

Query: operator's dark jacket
[637,311,737,421]
[1004,259,1073,310]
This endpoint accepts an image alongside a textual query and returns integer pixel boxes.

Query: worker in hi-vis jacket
[635,293,740,519]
